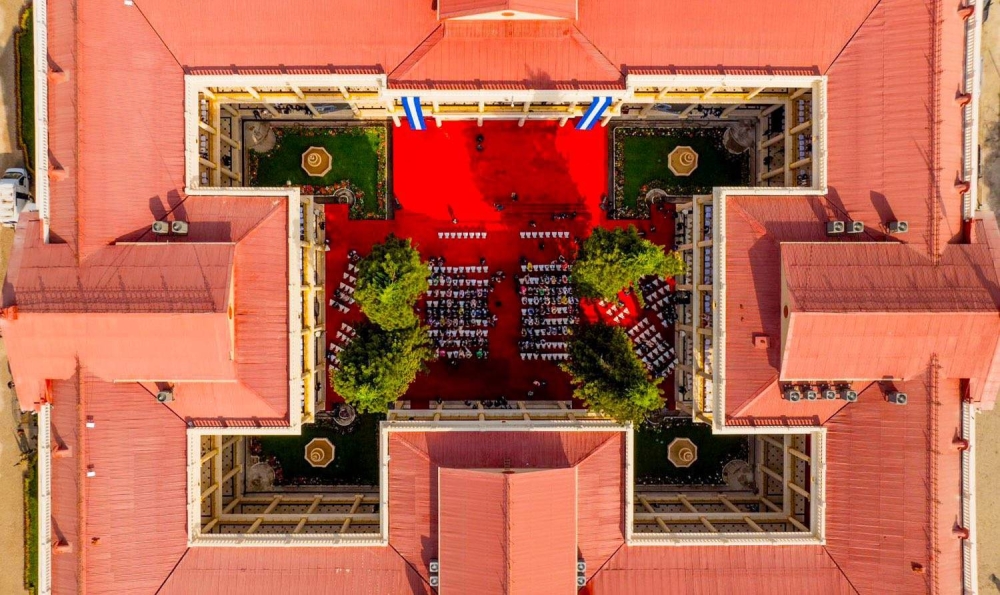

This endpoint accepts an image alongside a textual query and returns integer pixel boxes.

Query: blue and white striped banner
[402,96,426,131]
[576,96,612,130]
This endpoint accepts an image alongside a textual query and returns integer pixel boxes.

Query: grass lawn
[613,127,749,218]
[249,125,387,219]
[24,454,37,594]
[634,419,749,486]
[16,6,34,173]
[256,414,381,486]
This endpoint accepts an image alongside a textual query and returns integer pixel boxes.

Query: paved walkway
[978,3,1000,593]
[0,1,31,594]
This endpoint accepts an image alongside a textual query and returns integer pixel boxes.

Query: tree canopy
[572,226,685,301]
[331,323,434,414]
[562,322,663,424]
[354,235,429,330]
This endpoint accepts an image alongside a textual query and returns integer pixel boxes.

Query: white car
[0,168,35,226]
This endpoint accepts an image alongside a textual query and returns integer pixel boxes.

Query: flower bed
[247,125,388,220]
[611,126,750,219]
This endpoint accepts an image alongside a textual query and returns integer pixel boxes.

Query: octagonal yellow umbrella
[304,437,335,468]
[668,146,699,177]
[667,437,698,468]
[302,146,333,177]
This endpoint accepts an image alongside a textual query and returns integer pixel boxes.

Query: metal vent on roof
[840,389,858,402]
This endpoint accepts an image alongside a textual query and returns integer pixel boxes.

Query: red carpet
[325,121,676,406]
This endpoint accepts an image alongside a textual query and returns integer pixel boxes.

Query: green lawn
[613,127,749,218]
[634,419,749,486]
[16,6,34,173]
[248,125,387,219]
[24,454,37,595]
[255,414,381,486]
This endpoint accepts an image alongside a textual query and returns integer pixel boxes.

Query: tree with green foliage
[331,323,434,413]
[354,235,429,330]
[562,322,663,424]
[572,226,685,301]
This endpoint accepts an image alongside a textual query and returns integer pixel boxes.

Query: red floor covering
[325,121,676,407]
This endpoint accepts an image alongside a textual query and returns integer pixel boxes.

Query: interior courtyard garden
[246,122,389,219]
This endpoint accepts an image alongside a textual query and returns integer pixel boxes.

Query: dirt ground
[0,1,31,594]
[979,3,1000,593]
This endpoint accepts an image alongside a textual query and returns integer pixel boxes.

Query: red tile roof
[439,467,578,594]
[160,548,431,595]
[2,198,289,415]
[25,0,986,592]
[590,365,963,595]
[438,0,578,19]
[779,243,1000,393]
[390,22,622,89]
[576,0,879,73]
[388,431,624,583]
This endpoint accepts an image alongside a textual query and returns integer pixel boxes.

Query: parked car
[0,168,35,226]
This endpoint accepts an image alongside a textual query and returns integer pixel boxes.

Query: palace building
[3,0,996,593]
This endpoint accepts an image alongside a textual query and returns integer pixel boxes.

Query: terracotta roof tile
[439,0,577,19]
[390,22,622,89]
[439,467,577,594]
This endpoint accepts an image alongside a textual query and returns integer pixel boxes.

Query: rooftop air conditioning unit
[156,390,174,403]
[151,220,170,235]
[577,576,587,587]
[429,561,439,574]
[784,388,802,402]
[804,389,818,401]
[171,220,189,236]
[577,561,587,573]
[887,391,908,405]
[840,389,858,402]
[846,221,865,234]
[429,575,439,587]
[888,220,908,233]
[826,221,845,235]
[822,389,838,400]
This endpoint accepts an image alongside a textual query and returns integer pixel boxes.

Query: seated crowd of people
[517,257,580,361]
[423,257,498,360]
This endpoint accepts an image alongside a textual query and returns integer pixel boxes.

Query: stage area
[324,121,678,407]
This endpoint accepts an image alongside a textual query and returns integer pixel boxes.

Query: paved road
[0,1,31,594]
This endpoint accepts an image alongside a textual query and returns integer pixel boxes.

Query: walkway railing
[37,403,52,595]
[33,0,49,237]
[962,0,983,219]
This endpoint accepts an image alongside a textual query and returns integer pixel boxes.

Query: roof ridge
[395,433,433,463]
[573,432,618,467]
[154,547,192,595]
[131,1,184,69]
[821,546,862,595]
[823,0,884,73]
[569,25,623,83]
[233,199,285,245]
[388,24,445,83]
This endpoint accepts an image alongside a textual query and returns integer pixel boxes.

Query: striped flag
[576,96,612,130]
[402,96,426,131]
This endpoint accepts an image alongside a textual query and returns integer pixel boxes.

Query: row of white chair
[431,266,489,274]
[520,231,571,239]
[438,232,488,240]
